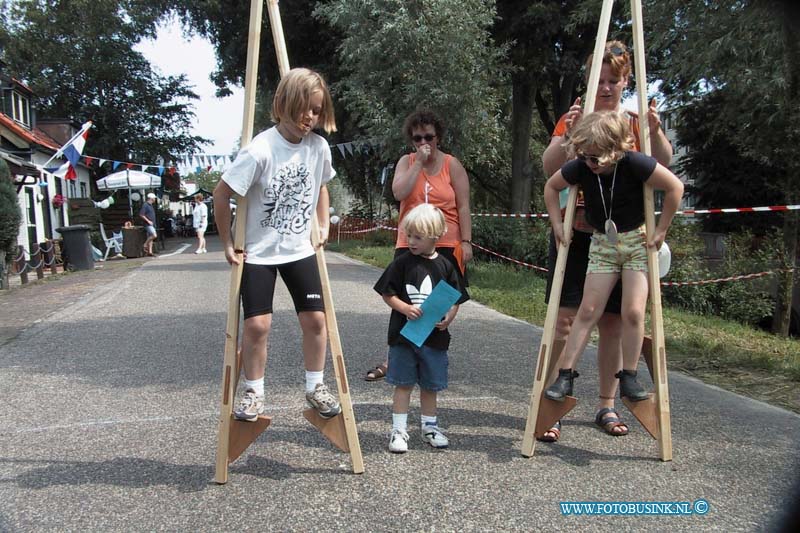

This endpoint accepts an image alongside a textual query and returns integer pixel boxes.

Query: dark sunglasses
[576,152,602,165]
[412,134,436,143]
[608,45,626,56]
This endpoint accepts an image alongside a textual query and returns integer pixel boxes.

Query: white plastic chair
[99,223,123,260]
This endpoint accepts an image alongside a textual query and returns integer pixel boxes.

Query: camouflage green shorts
[588,225,648,274]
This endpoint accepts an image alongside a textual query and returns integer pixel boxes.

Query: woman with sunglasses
[537,40,673,442]
[364,108,473,382]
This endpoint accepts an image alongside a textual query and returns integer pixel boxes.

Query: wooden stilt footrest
[303,409,350,452]
[641,335,654,380]
[535,396,577,438]
[228,416,272,463]
[622,394,660,440]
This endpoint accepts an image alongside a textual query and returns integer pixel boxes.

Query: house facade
[0,66,91,254]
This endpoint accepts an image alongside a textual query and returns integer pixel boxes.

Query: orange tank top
[396,153,462,248]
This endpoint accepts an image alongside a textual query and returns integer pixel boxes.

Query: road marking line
[158,244,191,257]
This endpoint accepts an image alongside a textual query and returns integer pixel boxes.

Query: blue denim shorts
[386,343,448,392]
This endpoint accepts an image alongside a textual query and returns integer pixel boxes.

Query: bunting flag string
[72,137,381,178]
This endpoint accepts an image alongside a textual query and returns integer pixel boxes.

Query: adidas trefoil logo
[406,275,432,306]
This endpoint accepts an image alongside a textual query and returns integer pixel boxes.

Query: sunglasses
[576,152,602,165]
[608,45,626,56]
[412,134,436,143]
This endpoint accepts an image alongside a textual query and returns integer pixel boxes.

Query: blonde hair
[567,111,635,166]
[585,40,632,81]
[271,68,337,133]
[403,203,447,239]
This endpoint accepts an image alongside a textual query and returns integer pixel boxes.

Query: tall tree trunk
[772,0,800,336]
[773,210,798,335]
[767,1,800,336]
[510,75,534,214]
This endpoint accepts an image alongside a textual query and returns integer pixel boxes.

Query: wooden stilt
[534,397,578,439]
[622,396,660,439]
[214,0,265,485]
[641,335,654,380]
[534,340,576,439]
[302,409,350,453]
[229,417,274,462]
[520,0,615,458]
[268,0,364,474]
[631,0,673,461]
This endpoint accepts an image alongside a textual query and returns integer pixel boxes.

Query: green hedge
[0,160,22,255]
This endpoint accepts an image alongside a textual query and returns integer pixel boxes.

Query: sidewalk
[1,235,799,531]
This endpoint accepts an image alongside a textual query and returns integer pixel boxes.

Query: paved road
[1,236,798,531]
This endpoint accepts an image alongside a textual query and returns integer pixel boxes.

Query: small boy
[543,110,684,402]
[374,203,470,453]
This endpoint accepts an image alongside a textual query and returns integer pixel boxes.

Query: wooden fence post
[42,240,58,275]
[32,243,44,280]
[14,245,28,285]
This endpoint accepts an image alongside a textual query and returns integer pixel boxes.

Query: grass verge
[329,241,800,413]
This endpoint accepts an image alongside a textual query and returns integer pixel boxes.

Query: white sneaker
[201,248,208,253]
[233,389,265,422]
[388,429,409,453]
[421,425,449,448]
[305,383,341,419]
[194,249,203,254]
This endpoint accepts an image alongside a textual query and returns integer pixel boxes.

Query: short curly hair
[402,109,445,143]
[566,111,635,166]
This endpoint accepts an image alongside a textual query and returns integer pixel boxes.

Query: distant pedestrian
[373,204,469,453]
[139,193,158,257]
[192,193,208,254]
[213,67,341,422]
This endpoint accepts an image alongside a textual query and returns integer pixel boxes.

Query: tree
[0,159,22,290]
[495,0,591,212]
[316,0,509,207]
[0,0,207,166]
[184,169,222,193]
[644,0,799,336]
[166,0,380,207]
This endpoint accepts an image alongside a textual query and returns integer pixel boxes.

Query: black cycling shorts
[241,254,325,319]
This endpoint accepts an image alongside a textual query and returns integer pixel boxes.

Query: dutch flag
[45,121,92,180]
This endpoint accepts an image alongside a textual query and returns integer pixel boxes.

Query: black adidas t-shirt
[561,151,658,233]
[374,252,469,350]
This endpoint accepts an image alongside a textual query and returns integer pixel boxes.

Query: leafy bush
[0,160,22,255]
[663,222,778,326]
[471,217,549,270]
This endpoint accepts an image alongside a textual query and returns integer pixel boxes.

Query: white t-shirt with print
[222,126,335,265]
[192,202,208,229]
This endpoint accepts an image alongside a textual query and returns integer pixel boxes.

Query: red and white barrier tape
[335,217,797,287]
[471,204,800,219]
[660,269,795,287]
[338,223,395,235]
[469,242,548,272]
[339,204,800,233]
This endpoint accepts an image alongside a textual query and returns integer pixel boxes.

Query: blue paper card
[400,280,462,347]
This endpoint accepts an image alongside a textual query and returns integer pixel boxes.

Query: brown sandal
[595,408,629,436]
[365,363,387,381]
[536,420,561,443]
